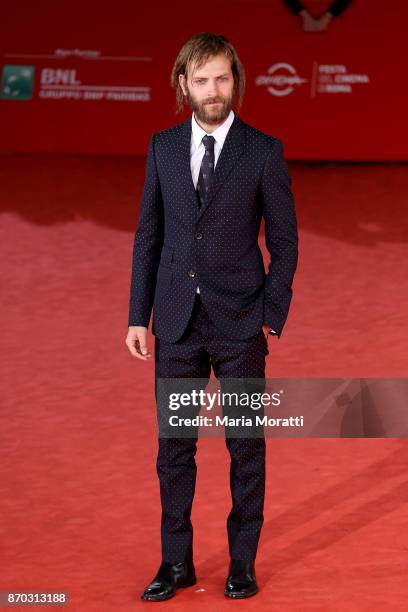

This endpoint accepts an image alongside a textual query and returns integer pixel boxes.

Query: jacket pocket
[155,265,173,301]
[160,243,174,268]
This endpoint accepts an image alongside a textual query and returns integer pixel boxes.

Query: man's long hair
[170,32,246,115]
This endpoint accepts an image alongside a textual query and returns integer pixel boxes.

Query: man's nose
[206,80,220,97]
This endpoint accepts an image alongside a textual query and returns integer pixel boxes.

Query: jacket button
[196,232,203,240]
[188,270,196,278]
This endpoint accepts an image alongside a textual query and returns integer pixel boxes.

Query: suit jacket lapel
[174,117,198,211]
[173,113,247,222]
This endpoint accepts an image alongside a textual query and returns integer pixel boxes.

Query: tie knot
[202,134,215,151]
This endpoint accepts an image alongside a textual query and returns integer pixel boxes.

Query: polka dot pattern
[196,134,215,209]
[127,112,298,342]
[155,294,267,563]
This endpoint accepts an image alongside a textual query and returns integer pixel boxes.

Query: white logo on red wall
[255,63,307,96]
[38,68,150,102]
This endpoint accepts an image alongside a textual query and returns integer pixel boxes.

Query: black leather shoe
[224,559,259,598]
[140,559,197,601]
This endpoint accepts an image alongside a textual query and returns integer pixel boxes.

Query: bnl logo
[0,65,35,100]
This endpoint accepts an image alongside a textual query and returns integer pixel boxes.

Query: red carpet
[1,154,407,610]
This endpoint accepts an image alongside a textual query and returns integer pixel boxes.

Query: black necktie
[196,134,215,209]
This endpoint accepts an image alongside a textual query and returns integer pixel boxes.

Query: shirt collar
[191,108,235,150]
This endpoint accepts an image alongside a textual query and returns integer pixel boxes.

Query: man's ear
[179,73,187,96]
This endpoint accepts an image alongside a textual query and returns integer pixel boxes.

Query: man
[126,32,298,601]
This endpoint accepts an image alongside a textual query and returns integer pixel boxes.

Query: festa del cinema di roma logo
[255,62,308,97]
[256,62,369,96]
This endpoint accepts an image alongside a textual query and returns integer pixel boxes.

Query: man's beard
[185,88,234,125]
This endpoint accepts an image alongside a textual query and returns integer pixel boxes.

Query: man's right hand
[125,326,151,360]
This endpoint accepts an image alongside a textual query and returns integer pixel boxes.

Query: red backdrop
[1,0,407,160]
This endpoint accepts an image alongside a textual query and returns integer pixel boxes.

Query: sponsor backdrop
[1,0,407,159]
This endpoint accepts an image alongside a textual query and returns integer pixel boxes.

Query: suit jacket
[128,113,298,342]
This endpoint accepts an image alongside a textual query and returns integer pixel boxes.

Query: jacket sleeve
[261,138,298,338]
[328,0,352,17]
[128,133,164,327]
[282,0,305,15]
[283,0,352,16]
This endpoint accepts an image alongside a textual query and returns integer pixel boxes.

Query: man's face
[180,53,235,125]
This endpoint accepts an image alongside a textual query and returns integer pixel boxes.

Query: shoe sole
[224,587,259,599]
[141,576,197,601]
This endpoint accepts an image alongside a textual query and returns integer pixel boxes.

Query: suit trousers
[154,292,269,563]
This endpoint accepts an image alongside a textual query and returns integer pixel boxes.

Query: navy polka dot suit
[128,112,298,563]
